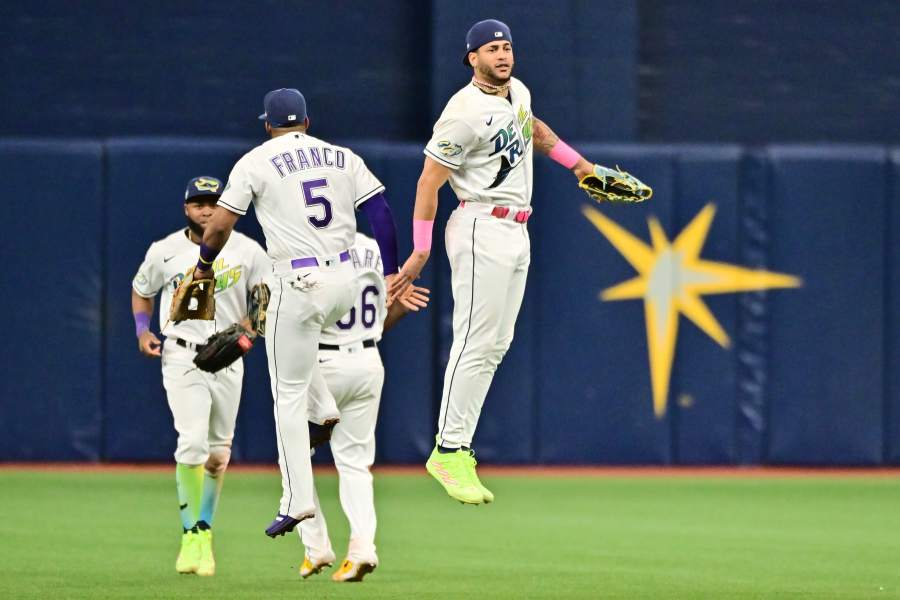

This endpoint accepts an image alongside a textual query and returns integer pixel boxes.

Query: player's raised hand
[138,330,162,358]
[389,250,430,301]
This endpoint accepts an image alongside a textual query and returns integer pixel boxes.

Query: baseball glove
[249,283,270,336]
[170,273,216,321]
[193,323,255,373]
[579,164,652,204]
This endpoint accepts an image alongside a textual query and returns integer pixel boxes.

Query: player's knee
[175,433,209,465]
[205,448,231,477]
[484,336,514,370]
[335,460,372,480]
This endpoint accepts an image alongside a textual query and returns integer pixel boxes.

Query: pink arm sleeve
[548,140,582,169]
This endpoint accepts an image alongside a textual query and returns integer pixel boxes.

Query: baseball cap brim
[185,190,221,202]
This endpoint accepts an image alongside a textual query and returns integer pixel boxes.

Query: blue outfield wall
[0,139,896,465]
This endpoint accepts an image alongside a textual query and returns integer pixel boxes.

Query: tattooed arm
[533,117,594,179]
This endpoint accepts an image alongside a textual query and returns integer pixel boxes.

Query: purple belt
[290,250,351,270]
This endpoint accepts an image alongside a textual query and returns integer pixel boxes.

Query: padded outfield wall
[0,140,896,465]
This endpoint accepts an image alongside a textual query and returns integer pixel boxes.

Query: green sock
[175,463,203,531]
[198,470,224,527]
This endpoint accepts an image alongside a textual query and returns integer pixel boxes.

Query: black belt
[174,338,204,352]
[318,339,376,351]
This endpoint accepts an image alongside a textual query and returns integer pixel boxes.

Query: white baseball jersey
[132,229,270,344]
[320,233,387,346]
[216,132,385,261]
[425,77,533,208]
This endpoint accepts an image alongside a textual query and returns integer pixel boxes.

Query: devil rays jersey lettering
[424,77,533,208]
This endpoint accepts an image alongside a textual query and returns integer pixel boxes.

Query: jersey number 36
[336,285,379,330]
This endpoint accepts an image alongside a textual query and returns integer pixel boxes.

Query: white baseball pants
[162,341,243,465]
[265,260,359,519]
[437,203,531,449]
[299,344,384,563]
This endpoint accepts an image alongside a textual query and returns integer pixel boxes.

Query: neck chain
[471,77,510,95]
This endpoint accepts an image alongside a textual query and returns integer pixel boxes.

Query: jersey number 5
[335,285,379,330]
[301,178,333,229]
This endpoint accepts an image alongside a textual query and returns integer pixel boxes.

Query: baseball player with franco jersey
[391,19,651,505]
[182,88,402,548]
[131,176,269,576]
[298,233,429,583]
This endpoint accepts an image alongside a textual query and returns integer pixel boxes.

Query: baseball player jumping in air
[174,88,405,549]
[131,176,270,575]
[390,19,652,505]
[298,233,430,583]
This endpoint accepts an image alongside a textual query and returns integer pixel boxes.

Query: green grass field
[1,469,899,599]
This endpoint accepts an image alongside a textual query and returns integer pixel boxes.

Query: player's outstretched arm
[132,290,161,358]
[533,117,652,204]
[532,117,594,180]
[191,206,240,281]
[389,157,450,300]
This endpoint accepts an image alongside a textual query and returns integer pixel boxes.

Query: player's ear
[264,122,272,136]
[304,116,310,131]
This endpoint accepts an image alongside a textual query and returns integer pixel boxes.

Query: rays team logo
[582,203,802,418]
[193,177,221,193]
[437,140,463,158]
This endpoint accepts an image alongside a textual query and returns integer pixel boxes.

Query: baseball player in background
[391,19,636,504]
[131,176,270,575]
[185,88,402,544]
[298,233,430,583]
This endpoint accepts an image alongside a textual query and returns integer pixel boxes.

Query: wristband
[134,312,151,338]
[548,140,582,169]
[199,242,219,265]
[413,219,434,252]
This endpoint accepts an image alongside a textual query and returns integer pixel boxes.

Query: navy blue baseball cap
[463,19,512,66]
[258,88,307,128]
[184,176,223,202]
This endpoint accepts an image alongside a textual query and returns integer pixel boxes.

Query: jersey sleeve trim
[131,281,159,299]
[424,148,462,170]
[354,184,387,208]
[217,198,247,216]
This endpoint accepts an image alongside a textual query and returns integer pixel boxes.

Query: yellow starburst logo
[582,203,802,418]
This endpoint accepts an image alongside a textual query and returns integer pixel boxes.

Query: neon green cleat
[425,447,484,505]
[175,530,200,574]
[464,449,494,504]
[195,529,215,576]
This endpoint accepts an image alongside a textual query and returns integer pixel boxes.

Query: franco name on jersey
[268,146,347,178]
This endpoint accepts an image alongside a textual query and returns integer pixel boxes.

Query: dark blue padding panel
[766,146,886,465]
[639,1,900,143]
[886,150,900,463]
[429,0,637,141]
[670,147,743,464]
[734,152,773,465]
[0,140,103,460]
[1,2,430,140]
[104,138,258,461]
[536,145,675,463]
[351,143,438,464]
